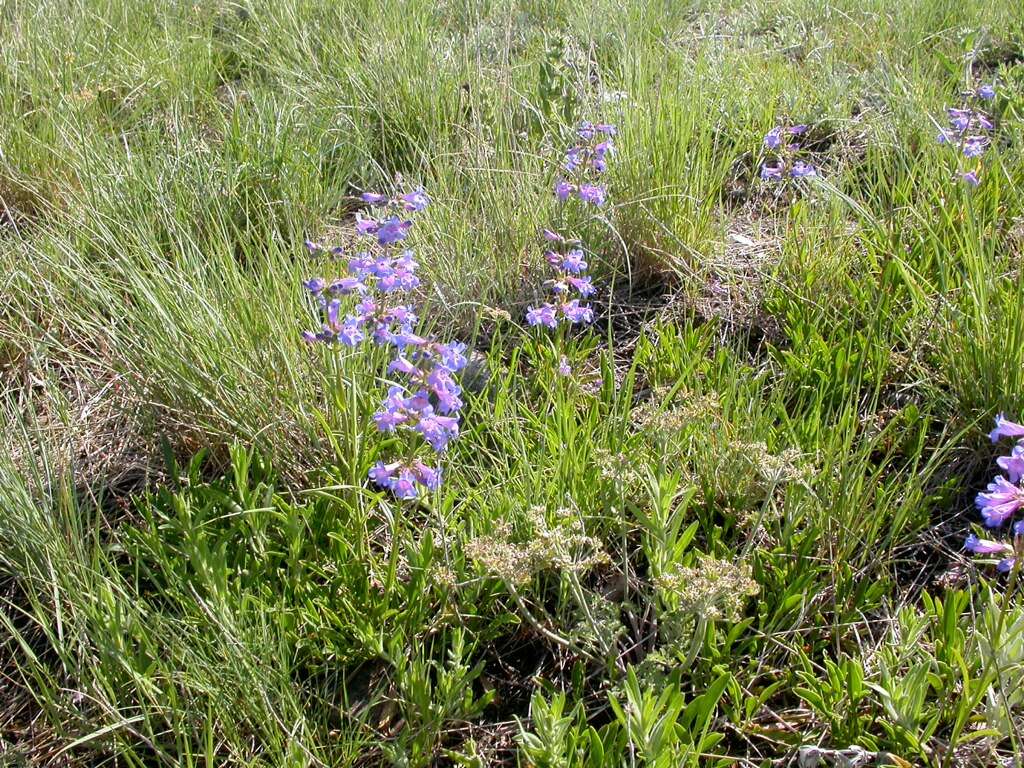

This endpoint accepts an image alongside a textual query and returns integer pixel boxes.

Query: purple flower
[564,146,583,172]
[976,476,1024,527]
[542,228,564,242]
[566,275,595,297]
[412,460,441,490]
[562,249,588,274]
[401,188,429,212]
[763,128,782,149]
[998,445,1024,484]
[965,533,1014,555]
[789,124,808,135]
[416,410,460,451]
[355,215,379,236]
[555,180,575,202]
[361,192,389,206]
[790,161,816,179]
[434,341,467,372]
[304,277,326,294]
[963,137,987,158]
[561,299,594,324]
[390,468,419,499]
[301,330,317,343]
[595,123,617,136]
[760,164,783,181]
[961,171,980,187]
[578,184,606,206]
[558,356,571,377]
[990,414,1024,443]
[526,304,558,329]
[328,277,365,295]
[338,321,364,347]
[304,239,322,254]
[369,461,397,486]
[978,84,996,100]
[376,217,413,246]
[977,114,994,131]
[578,121,595,140]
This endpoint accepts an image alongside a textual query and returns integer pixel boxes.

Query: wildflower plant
[965,413,1024,571]
[302,188,467,500]
[936,82,997,187]
[526,120,615,372]
[760,123,816,182]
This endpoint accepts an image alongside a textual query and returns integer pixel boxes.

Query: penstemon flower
[966,413,1024,571]
[760,123,816,182]
[553,121,616,207]
[936,84,997,186]
[302,187,466,500]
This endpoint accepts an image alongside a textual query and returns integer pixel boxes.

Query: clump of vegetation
[2,0,1024,766]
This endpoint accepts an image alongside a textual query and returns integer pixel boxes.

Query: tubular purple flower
[965,533,1014,555]
[558,356,571,376]
[978,84,996,100]
[578,184,606,206]
[963,137,987,158]
[376,217,413,246]
[961,171,980,187]
[526,304,558,328]
[562,249,587,274]
[790,161,816,178]
[761,164,783,181]
[542,228,564,242]
[567,275,596,297]
[990,414,1024,442]
[401,188,429,212]
[361,192,389,206]
[763,128,782,150]
[555,180,575,202]
[976,476,1024,527]
[304,277,326,294]
[996,445,1024,484]
[412,461,441,490]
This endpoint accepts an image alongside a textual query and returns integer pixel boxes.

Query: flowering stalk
[965,413,1024,571]
[936,82,996,187]
[760,123,816,182]
[302,187,466,501]
[526,120,616,371]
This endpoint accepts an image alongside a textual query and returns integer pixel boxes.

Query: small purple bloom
[976,476,1024,527]
[978,84,996,100]
[369,461,397,487]
[328,277,365,295]
[542,228,564,242]
[416,410,460,451]
[338,321,364,347]
[789,124,808,135]
[361,192,389,206]
[390,468,418,499]
[578,184,606,206]
[760,164,783,181]
[997,445,1024,484]
[558,356,571,377]
[561,299,594,324]
[961,171,980,187]
[355,216,379,236]
[526,304,558,329]
[555,180,575,202]
[578,121,595,140]
[566,275,595,297]
[963,137,987,158]
[401,188,429,212]
[990,414,1024,443]
[412,460,441,490]
[301,330,317,343]
[790,161,816,179]
[562,249,587,274]
[376,217,412,246]
[595,123,617,136]
[304,277,326,294]
[763,128,782,150]
[965,533,1014,555]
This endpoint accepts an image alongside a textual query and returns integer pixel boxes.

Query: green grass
[3,0,1024,765]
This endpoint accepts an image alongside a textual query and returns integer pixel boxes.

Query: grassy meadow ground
[2,0,1024,764]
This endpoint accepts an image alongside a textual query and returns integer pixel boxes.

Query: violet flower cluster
[302,188,466,500]
[965,413,1024,571]
[555,121,616,207]
[527,119,615,333]
[760,123,816,182]
[936,83,996,187]
[525,228,596,329]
